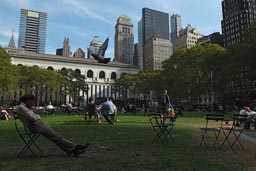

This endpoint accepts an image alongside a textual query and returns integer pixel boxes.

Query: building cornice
[7,49,138,69]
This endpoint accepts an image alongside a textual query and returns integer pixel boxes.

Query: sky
[0,0,223,58]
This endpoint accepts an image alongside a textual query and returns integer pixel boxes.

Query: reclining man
[15,94,89,157]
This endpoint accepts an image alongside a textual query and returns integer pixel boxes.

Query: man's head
[163,90,167,94]
[104,96,109,102]
[89,97,94,103]
[20,94,36,109]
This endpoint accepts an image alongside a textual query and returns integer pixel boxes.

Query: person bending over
[15,94,89,157]
[98,97,115,124]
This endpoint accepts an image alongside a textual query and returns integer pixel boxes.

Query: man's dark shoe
[73,148,85,157]
[77,143,89,150]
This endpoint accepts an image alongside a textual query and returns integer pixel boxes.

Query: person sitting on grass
[46,101,55,115]
[0,106,11,120]
[109,97,118,122]
[15,94,89,157]
[98,97,115,124]
[84,97,101,124]
[244,107,256,129]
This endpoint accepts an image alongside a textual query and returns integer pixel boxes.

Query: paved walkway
[242,129,256,143]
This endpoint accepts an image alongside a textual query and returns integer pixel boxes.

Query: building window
[87,70,93,78]
[47,66,54,70]
[99,71,105,79]
[111,72,117,80]
[74,69,81,75]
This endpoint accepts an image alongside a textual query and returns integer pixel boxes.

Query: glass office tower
[142,8,169,44]
[141,8,169,70]
[18,9,47,54]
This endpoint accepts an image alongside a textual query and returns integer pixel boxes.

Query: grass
[0,112,255,171]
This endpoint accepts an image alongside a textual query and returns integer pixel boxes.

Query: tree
[59,69,88,103]
[0,48,19,103]
[162,44,226,105]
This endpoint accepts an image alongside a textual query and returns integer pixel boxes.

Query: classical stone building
[5,47,139,104]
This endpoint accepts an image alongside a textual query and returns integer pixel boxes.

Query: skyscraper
[142,8,169,70]
[142,8,169,44]
[114,15,134,65]
[137,19,143,70]
[18,9,47,54]
[87,36,102,59]
[170,14,182,51]
[221,0,256,47]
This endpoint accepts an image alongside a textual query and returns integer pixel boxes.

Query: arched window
[99,71,105,79]
[47,66,54,70]
[74,69,81,75]
[87,70,93,78]
[111,72,117,80]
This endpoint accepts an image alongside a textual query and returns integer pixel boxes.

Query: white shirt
[46,104,54,109]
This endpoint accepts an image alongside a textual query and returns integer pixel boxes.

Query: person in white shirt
[46,101,55,115]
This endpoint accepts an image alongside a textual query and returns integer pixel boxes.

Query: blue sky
[0,0,222,58]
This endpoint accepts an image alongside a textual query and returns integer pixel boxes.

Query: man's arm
[16,105,41,122]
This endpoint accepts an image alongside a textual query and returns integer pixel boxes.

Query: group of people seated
[0,106,11,120]
[239,106,256,129]
[84,97,117,124]
[123,103,137,113]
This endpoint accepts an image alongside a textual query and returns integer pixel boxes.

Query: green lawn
[0,112,255,171]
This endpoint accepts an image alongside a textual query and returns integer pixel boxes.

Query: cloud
[198,25,222,35]
[61,0,113,26]
[3,0,31,9]
[0,29,18,38]
[48,21,92,38]
[0,40,9,47]
[0,28,19,47]
[105,47,114,59]
[153,0,182,13]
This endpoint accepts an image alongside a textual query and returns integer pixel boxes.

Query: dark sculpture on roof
[91,37,111,64]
